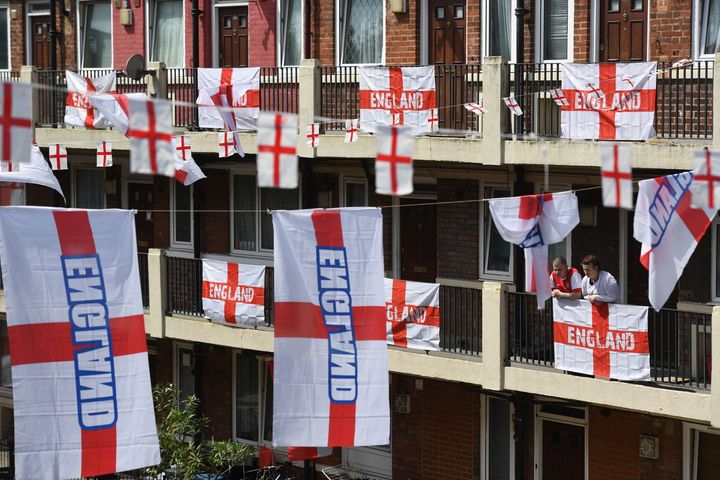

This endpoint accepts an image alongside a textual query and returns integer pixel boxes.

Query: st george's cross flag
[359,66,436,135]
[197,67,260,130]
[257,112,298,189]
[127,98,175,177]
[601,143,633,209]
[503,97,523,116]
[345,119,360,143]
[49,144,68,171]
[690,150,720,209]
[553,299,650,381]
[0,83,32,171]
[204,87,244,158]
[0,207,160,479]
[464,103,487,116]
[202,259,265,326]
[634,172,715,310]
[218,131,238,158]
[376,125,414,196]
[306,123,320,148]
[65,71,117,129]
[175,135,192,161]
[288,447,333,462]
[384,278,440,351]
[174,157,206,186]
[0,145,65,201]
[88,92,148,136]
[272,208,389,447]
[97,141,113,167]
[489,192,579,308]
[560,62,657,140]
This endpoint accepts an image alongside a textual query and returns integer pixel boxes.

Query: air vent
[639,435,659,459]
[394,393,411,414]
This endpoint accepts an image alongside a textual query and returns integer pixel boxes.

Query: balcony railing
[439,284,482,355]
[507,291,712,390]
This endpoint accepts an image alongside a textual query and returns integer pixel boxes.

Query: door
[127,183,155,252]
[599,0,647,62]
[428,1,466,64]
[218,6,249,67]
[542,420,584,480]
[400,199,437,282]
[31,16,51,69]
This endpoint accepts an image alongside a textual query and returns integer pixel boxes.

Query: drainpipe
[513,6,528,136]
[304,0,311,60]
[191,0,201,128]
[49,0,58,126]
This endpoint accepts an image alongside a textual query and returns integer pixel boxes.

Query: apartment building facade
[0,1,717,479]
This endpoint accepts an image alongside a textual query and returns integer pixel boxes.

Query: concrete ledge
[164,315,274,352]
[388,347,488,386]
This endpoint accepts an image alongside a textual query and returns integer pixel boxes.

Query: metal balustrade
[439,284,483,355]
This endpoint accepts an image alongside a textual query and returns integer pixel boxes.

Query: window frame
[277,0,304,66]
[534,0,574,63]
[170,179,194,251]
[480,394,515,480]
[335,0,387,66]
[479,182,514,281]
[146,0,186,68]
[482,0,518,62]
[71,163,107,209]
[711,216,720,302]
[683,422,720,480]
[0,3,10,71]
[173,341,196,401]
[232,350,273,446]
[77,0,114,70]
[341,175,369,207]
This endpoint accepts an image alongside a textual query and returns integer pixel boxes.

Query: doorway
[599,0,648,62]
[398,196,437,283]
[30,15,51,69]
[218,6,249,67]
[536,404,587,480]
[428,0,466,64]
[127,182,155,252]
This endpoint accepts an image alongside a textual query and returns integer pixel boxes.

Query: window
[0,319,10,389]
[482,186,513,278]
[539,0,570,61]
[232,174,300,253]
[338,0,384,65]
[234,351,273,444]
[712,218,720,300]
[174,343,195,401]
[149,0,184,67]
[280,0,302,66]
[74,168,105,209]
[0,6,9,70]
[686,425,720,479]
[700,0,720,57]
[487,0,514,60]
[79,1,112,69]
[485,396,512,480]
[171,182,193,249]
[343,178,368,207]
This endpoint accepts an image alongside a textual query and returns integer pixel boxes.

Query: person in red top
[550,256,582,299]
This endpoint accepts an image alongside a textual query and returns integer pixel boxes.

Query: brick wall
[153,176,171,250]
[197,344,233,440]
[9,1,23,70]
[650,0,693,62]
[386,0,421,65]
[437,178,479,280]
[196,166,230,254]
[314,0,335,65]
[249,0,278,67]
[113,3,146,70]
[574,0,592,62]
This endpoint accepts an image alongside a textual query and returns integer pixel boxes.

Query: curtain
[0,9,8,70]
[235,353,259,442]
[544,0,568,60]
[283,0,302,65]
[174,184,192,244]
[260,187,299,250]
[154,0,183,67]
[233,175,257,251]
[75,169,105,209]
[489,0,511,60]
[83,2,112,68]
[342,0,383,64]
[705,0,720,55]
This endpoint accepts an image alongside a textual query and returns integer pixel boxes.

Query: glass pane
[233,175,257,251]
[174,184,192,244]
[705,0,720,55]
[485,188,511,273]
[631,0,643,10]
[283,0,302,66]
[75,169,105,209]
[544,0,568,60]
[488,397,510,480]
[239,15,247,28]
[548,239,567,271]
[345,182,367,207]
[177,346,195,401]
[83,2,112,68]
[436,6,445,19]
[454,5,464,19]
[698,431,720,479]
[263,363,273,442]
[342,0,384,64]
[260,188,299,249]
[153,0,183,67]
[608,0,620,12]
[235,353,259,442]
[224,16,232,28]
[0,320,10,388]
[489,0,511,59]
[0,9,9,70]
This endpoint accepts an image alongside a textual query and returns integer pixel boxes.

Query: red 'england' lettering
[566,325,637,352]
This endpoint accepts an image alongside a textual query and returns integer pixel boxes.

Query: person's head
[581,255,601,280]
[552,256,569,279]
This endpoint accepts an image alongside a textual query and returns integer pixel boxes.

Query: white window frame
[71,164,107,209]
[76,0,114,70]
[482,0,517,62]
[479,182,514,281]
[694,0,719,59]
[145,0,186,68]
[231,350,273,446]
[534,404,588,480]
[335,0,387,66]
[0,3,11,71]
[480,394,515,480]
[170,180,194,251]
[683,422,720,479]
[173,341,195,399]
[211,1,250,68]
[276,0,304,67]
[340,175,368,207]
[534,0,574,63]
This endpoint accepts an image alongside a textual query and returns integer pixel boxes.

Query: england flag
[201,259,265,326]
[600,143,633,209]
[385,278,440,351]
[257,112,298,189]
[196,67,260,130]
[65,71,117,129]
[127,98,175,177]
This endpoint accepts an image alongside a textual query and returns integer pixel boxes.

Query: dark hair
[552,256,568,266]
[581,255,600,269]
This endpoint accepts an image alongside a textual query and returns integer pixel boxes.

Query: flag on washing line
[197,67,260,130]
[560,62,657,140]
[257,112,298,189]
[359,66,436,135]
[127,97,176,177]
[464,103,487,116]
[88,92,148,136]
[218,131,239,158]
[201,259,265,326]
[488,192,579,308]
[503,97,523,116]
[600,143,633,209]
[550,88,569,107]
[634,172,715,311]
[0,83,32,171]
[690,150,720,209]
[175,157,205,186]
[65,70,117,129]
[306,123,320,147]
[97,141,113,167]
[385,278,440,351]
[175,135,192,161]
[49,144,68,171]
[0,207,160,479]
[553,299,650,381]
[376,124,414,196]
[0,145,65,201]
[205,86,245,158]
[345,119,360,143]
[427,108,439,132]
[272,208,389,447]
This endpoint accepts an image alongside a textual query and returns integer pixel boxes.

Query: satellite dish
[125,54,149,80]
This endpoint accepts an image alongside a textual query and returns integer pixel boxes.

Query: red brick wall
[186,0,215,68]
[467,0,482,64]
[437,178,479,280]
[314,0,335,65]
[9,1,23,70]
[249,0,278,67]
[113,3,146,70]
[196,167,230,254]
[386,0,421,65]
[153,176,171,250]
[574,0,592,62]
[650,0,693,62]
[197,344,233,440]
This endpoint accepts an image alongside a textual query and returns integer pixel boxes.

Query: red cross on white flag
[175,157,206,186]
[257,112,298,189]
[503,97,523,116]
[464,103,487,116]
[201,259,266,326]
[427,108,439,132]
[385,278,440,351]
[64,71,116,129]
[49,144,68,171]
[218,131,237,158]
[672,58,693,69]
[96,141,113,167]
[345,119,360,143]
[601,143,633,209]
[0,83,32,171]
[586,83,605,101]
[550,89,569,107]
[376,125,413,196]
[690,150,720,209]
[175,135,192,161]
[306,123,320,148]
[127,98,175,177]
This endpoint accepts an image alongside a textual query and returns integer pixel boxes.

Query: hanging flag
[385,278,440,351]
[359,66,436,135]
[426,108,439,132]
[600,143,633,209]
[49,144,68,171]
[175,135,192,161]
[257,112,298,189]
[127,98,175,177]
[0,83,32,170]
[175,157,206,186]
[560,62,657,140]
[196,67,260,130]
[0,207,160,479]
[306,123,320,148]
[201,259,265,326]
[503,97,523,116]
[97,141,113,167]
[273,208,389,447]
[634,173,715,310]
[88,92,148,135]
[204,85,245,158]
[218,131,238,158]
[488,192,579,308]
[464,103,487,116]
[553,299,650,381]
[287,447,333,462]
[690,150,720,209]
[0,145,65,200]
[344,119,360,143]
[65,71,117,129]
[376,125,413,196]
[672,58,693,69]
[550,89,569,107]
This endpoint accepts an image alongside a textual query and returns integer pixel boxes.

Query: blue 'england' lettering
[61,255,117,430]
[316,247,358,403]
[648,172,692,248]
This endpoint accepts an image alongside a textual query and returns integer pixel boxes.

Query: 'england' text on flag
[202,259,265,326]
[385,278,440,351]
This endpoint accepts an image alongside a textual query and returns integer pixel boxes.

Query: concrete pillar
[711,305,720,426]
[297,58,321,158]
[147,248,167,338]
[146,62,168,100]
[20,66,39,128]
[714,53,720,149]
[482,281,508,391]
[481,57,509,162]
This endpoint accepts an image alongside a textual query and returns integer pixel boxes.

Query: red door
[218,6,249,67]
[600,0,647,61]
[400,199,437,282]
[428,1,466,64]
[542,421,585,480]
[31,16,51,69]
[127,183,155,252]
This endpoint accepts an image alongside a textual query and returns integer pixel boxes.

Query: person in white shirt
[581,254,620,304]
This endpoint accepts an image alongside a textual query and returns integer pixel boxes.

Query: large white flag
[65,71,117,128]
[196,67,260,130]
[273,208,389,447]
[202,259,265,326]
[0,207,159,479]
[385,278,440,351]
[88,92,148,135]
